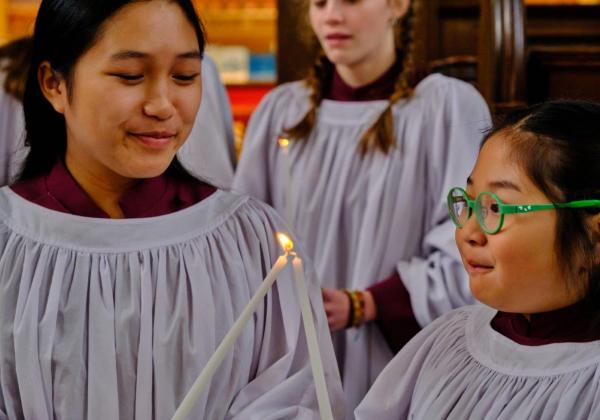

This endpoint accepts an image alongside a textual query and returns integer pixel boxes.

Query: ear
[390,0,411,21]
[38,61,68,114]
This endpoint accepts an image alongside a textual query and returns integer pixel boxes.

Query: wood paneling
[276,0,315,84]
[528,46,600,101]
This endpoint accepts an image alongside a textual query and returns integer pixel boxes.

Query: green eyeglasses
[447,187,600,235]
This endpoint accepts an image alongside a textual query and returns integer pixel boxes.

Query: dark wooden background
[277,0,600,112]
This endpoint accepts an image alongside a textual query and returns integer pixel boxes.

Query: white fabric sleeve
[397,80,492,326]
[202,55,236,167]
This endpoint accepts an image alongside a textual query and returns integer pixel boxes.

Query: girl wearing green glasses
[356,100,600,420]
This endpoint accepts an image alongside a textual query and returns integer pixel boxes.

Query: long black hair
[486,100,600,325]
[19,0,206,181]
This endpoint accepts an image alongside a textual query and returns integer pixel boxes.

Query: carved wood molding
[479,0,527,112]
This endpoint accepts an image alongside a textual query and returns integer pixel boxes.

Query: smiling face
[455,132,583,314]
[46,1,202,183]
[308,0,408,78]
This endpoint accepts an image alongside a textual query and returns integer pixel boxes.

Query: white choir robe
[0,187,345,419]
[178,55,236,187]
[355,305,600,420]
[233,73,491,414]
[0,66,27,186]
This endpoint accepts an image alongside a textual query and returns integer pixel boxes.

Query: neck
[65,152,138,219]
[334,34,397,88]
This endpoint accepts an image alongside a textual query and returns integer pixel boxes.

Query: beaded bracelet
[343,289,366,328]
[343,289,355,329]
[351,290,366,328]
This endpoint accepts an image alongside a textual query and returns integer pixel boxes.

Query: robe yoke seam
[463,307,600,377]
[0,189,252,254]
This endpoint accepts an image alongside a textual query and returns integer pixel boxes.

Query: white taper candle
[279,138,294,226]
[172,253,290,420]
[292,256,335,420]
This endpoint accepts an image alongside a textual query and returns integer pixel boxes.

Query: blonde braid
[284,50,334,142]
[358,2,419,155]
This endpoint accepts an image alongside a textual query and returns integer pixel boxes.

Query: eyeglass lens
[476,192,502,233]
[449,189,470,227]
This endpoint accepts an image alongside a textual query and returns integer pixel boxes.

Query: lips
[465,259,494,274]
[325,33,352,46]
[129,131,177,150]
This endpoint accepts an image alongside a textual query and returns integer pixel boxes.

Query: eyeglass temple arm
[501,200,600,214]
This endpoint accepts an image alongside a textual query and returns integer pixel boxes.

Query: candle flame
[278,138,290,148]
[277,233,294,253]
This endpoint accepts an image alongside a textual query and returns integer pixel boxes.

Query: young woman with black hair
[356,100,600,419]
[0,1,344,418]
[233,0,491,411]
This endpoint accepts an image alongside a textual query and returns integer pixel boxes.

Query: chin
[121,159,174,180]
[469,278,491,305]
[323,51,353,66]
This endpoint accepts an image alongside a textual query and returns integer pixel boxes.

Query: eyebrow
[466,177,522,192]
[109,50,202,61]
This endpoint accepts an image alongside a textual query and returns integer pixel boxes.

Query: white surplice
[233,74,491,413]
[0,187,345,419]
[356,305,600,420]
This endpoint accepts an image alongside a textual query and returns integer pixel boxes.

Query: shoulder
[245,81,311,133]
[391,305,480,360]
[395,73,488,118]
[217,189,285,229]
[414,73,482,100]
[258,80,310,112]
[421,304,478,336]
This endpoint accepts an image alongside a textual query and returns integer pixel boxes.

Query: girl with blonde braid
[233,0,491,412]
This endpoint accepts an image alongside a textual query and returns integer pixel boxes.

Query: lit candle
[292,255,335,420]
[278,137,294,226]
[172,250,290,420]
[172,233,334,420]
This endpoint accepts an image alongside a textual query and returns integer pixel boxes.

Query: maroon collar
[325,64,398,102]
[491,301,600,346]
[11,160,216,218]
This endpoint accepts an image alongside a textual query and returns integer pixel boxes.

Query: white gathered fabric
[0,65,27,186]
[356,304,600,420]
[178,55,236,188]
[0,187,345,420]
[233,73,491,414]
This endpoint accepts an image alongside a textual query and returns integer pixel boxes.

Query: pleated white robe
[0,187,345,419]
[178,55,236,187]
[233,74,491,413]
[355,304,600,420]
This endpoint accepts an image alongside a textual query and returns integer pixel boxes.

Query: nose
[323,1,344,24]
[458,212,487,247]
[142,82,175,121]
